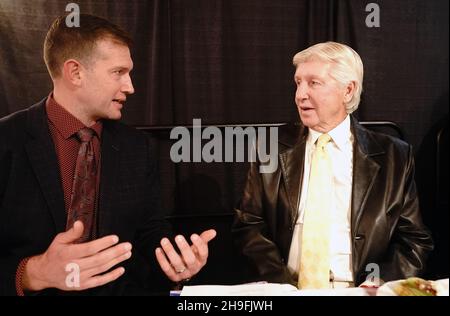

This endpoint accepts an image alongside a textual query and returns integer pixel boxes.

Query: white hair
[293,41,364,113]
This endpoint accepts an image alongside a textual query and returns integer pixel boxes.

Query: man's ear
[343,81,356,103]
[62,59,83,86]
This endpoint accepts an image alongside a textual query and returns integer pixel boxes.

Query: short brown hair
[43,14,133,79]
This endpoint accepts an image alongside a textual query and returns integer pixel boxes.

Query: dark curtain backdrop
[0,0,448,283]
[0,0,448,214]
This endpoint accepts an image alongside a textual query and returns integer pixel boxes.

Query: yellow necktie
[298,133,332,289]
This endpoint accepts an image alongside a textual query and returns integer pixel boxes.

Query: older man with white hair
[232,41,433,289]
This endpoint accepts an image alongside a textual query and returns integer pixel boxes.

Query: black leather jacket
[232,117,433,286]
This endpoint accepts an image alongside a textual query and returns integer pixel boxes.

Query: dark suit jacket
[232,116,433,286]
[0,99,172,295]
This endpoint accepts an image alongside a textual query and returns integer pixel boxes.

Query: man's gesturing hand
[22,221,132,291]
[155,229,216,282]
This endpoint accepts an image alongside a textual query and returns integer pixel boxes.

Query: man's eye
[311,81,320,86]
[114,70,123,75]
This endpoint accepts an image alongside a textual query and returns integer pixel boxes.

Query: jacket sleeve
[0,141,23,295]
[378,145,434,282]
[132,135,174,289]
[232,158,293,285]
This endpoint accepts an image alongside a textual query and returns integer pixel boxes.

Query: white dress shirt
[287,115,354,282]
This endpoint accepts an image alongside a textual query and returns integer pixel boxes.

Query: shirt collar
[307,115,351,150]
[46,93,103,140]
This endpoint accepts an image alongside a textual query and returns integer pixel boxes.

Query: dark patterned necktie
[66,128,97,243]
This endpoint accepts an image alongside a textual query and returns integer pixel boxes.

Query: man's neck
[52,87,97,127]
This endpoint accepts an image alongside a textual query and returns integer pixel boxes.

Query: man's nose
[122,74,135,95]
[295,83,309,102]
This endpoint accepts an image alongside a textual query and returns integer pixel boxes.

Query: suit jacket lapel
[279,125,307,227]
[25,101,66,232]
[97,120,120,237]
[351,118,384,234]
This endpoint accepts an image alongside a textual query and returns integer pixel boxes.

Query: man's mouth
[112,99,125,105]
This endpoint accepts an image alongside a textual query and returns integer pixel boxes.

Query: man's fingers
[155,247,179,282]
[192,229,216,259]
[190,234,209,263]
[155,232,216,282]
[79,242,132,271]
[81,267,126,290]
[199,229,217,243]
[71,235,120,258]
[56,221,84,244]
[174,235,197,270]
[81,248,132,279]
[159,238,185,272]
